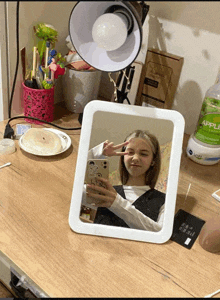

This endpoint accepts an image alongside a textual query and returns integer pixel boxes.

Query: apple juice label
[195,97,220,145]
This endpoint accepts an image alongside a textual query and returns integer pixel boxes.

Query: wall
[5,2,220,134]
[99,1,220,134]
[146,1,220,134]
[0,2,9,122]
[0,46,4,122]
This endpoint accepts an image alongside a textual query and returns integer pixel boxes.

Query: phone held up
[85,159,109,204]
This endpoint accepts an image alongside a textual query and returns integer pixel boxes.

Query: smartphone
[85,159,109,204]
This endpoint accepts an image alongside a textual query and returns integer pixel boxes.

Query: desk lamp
[69,1,149,109]
[4,1,149,138]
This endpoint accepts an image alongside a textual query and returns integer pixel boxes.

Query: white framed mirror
[69,100,185,244]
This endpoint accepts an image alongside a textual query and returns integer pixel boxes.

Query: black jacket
[94,185,165,228]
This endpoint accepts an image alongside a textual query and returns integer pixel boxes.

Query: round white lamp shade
[69,1,142,72]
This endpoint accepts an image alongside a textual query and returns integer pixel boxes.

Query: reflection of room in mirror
[80,111,173,232]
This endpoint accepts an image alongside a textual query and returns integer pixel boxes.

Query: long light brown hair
[119,130,161,188]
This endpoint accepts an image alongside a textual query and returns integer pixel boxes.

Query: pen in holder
[22,82,54,124]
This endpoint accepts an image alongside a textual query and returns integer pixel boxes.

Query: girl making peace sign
[82,129,165,232]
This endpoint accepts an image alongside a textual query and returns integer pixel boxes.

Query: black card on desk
[170,209,206,249]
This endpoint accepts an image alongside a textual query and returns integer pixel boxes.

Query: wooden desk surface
[0,111,219,298]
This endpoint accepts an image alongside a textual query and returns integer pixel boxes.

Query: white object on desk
[0,139,15,155]
[0,162,11,169]
[19,128,71,156]
[204,289,220,298]
[212,189,220,202]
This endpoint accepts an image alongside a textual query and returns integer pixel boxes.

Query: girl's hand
[103,140,129,157]
[86,177,117,208]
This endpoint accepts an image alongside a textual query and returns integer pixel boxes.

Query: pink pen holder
[22,82,54,124]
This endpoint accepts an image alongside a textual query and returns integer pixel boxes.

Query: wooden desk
[0,111,219,298]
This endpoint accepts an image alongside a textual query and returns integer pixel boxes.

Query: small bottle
[186,73,220,165]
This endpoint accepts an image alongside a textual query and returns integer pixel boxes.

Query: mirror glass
[69,100,185,243]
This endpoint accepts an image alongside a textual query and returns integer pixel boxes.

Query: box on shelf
[135,48,184,109]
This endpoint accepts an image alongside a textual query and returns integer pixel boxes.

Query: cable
[4,115,81,139]
[8,1,20,119]
[6,115,81,130]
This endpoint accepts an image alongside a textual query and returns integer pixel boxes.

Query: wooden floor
[0,281,13,298]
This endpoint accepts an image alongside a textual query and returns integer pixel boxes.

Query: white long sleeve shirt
[82,143,165,231]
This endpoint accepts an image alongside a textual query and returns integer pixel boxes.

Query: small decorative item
[56,53,65,67]
[34,23,58,64]
[42,78,54,89]
[49,55,65,79]
[48,49,57,65]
